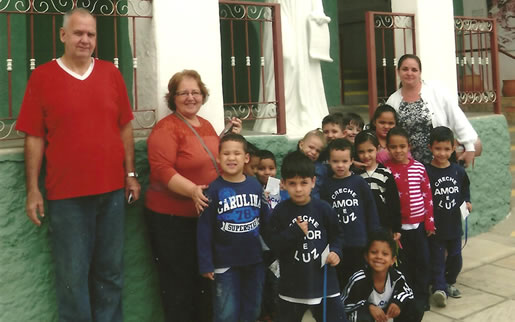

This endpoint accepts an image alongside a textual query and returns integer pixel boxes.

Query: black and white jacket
[341,266,414,314]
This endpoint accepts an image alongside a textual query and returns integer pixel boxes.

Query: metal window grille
[365,11,416,119]
[219,0,286,134]
[0,0,155,145]
[454,16,501,114]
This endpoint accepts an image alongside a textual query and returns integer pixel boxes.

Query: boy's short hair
[256,149,276,165]
[366,229,396,257]
[281,150,315,179]
[247,142,259,157]
[343,112,365,129]
[327,138,354,157]
[322,112,344,130]
[386,126,410,145]
[219,133,248,153]
[429,126,454,146]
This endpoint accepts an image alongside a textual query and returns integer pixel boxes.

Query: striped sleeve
[417,161,435,231]
[341,269,368,312]
[391,269,415,308]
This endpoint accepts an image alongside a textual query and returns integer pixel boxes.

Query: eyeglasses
[176,90,202,98]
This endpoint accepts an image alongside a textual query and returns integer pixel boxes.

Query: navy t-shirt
[425,163,470,240]
[320,174,380,248]
[263,198,343,299]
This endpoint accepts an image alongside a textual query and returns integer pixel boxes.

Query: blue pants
[213,263,265,322]
[48,189,125,322]
[277,297,347,322]
[144,208,212,322]
[429,237,462,292]
[400,224,430,303]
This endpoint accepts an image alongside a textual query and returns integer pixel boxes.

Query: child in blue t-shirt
[425,126,471,308]
[197,133,269,322]
[297,129,328,198]
[320,138,380,290]
[263,151,346,321]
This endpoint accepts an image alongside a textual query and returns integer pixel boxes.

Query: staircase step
[461,103,494,113]
[343,92,369,105]
[502,96,515,107]
[343,79,368,92]
[343,69,368,79]
[503,102,515,125]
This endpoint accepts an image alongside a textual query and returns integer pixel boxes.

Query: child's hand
[386,303,401,319]
[202,272,214,281]
[353,160,367,169]
[296,216,308,235]
[466,202,472,212]
[369,304,388,322]
[393,232,401,241]
[326,251,340,266]
[426,229,435,237]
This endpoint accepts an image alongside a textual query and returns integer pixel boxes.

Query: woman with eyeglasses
[144,69,241,322]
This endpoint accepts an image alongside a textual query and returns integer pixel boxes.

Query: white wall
[152,1,225,132]
[392,0,458,93]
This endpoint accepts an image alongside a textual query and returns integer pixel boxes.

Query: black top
[263,198,343,299]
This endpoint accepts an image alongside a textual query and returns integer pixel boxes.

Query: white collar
[56,57,95,80]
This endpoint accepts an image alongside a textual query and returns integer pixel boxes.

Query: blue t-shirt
[312,161,328,199]
[197,176,270,274]
[425,163,470,240]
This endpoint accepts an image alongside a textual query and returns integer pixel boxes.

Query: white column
[392,0,458,93]
[152,0,224,132]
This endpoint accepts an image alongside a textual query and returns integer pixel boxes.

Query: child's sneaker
[432,290,447,307]
[447,284,462,298]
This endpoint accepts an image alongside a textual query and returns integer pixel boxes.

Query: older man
[16,8,140,322]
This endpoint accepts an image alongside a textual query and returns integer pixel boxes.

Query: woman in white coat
[386,54,479,166]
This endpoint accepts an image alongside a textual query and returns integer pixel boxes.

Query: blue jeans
[48,189,125,322]
[213,263,265,322]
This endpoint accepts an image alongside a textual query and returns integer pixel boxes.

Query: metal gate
[365,11,416,118]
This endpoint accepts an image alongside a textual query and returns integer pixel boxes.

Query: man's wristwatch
[127,172,139,178]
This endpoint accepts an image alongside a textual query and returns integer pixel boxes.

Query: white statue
[253,0,332,136]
